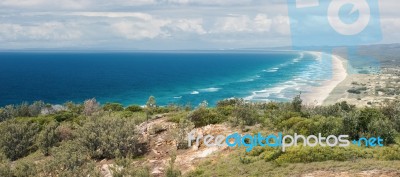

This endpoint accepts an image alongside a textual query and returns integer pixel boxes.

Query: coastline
[302,52,348,106]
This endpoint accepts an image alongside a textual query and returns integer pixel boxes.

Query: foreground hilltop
[0,96,400,176]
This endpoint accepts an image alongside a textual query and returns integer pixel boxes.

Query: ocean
[0,51,333,107]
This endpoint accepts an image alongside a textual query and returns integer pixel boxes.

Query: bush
[168,111,189,123]
[111,157,151,177]
[103,103,124,112]
[216,105,235,116]
[126,105,144,112]
[174,119,194,149]
[13,160,37,177]
[274,145,368,164]
[347,87,366,94]
[150,123,167,135]
[0,120,41,160]
[43,141,100,176]
[0,153,12,177]
[231,104,260,126]
[0,101,46,121]
[166,154,181,177]
[343,108,397,144]
[304,101,355,117]
[188,107,224,128]
[216,98,244,107]
[154,107,171,114]
[78,116,146,159]
[37,121,61,156]
[64,101,84,115]
[53,111,75,122]
[381,101,400,132]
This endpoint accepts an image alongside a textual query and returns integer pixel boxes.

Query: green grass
[186,147,400,177]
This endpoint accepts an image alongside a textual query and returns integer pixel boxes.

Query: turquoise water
[0,51,332,106]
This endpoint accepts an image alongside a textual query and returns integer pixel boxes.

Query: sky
[0,0,399,50]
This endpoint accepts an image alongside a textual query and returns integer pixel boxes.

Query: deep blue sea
[0,51,333,107]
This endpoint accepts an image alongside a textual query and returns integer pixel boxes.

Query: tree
[83,98,99,116]
[145,96,157,122]
[28,101,45,117]
[292,94,302,112]
[146,96,156,109]
[103,103,124,112]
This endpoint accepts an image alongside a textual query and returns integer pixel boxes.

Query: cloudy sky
[0,0,399,50]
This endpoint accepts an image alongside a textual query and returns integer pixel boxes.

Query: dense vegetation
[0,95,399,176]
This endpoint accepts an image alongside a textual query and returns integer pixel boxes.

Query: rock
[151,168,163,175]
[100,164,113,177]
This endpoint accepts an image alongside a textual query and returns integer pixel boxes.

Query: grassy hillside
[0,96,399,176]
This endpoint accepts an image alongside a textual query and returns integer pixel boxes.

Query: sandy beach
[302,52,348,106]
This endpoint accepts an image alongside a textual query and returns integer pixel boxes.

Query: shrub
[342,108,397,144]
[0,152,12,177]
[310,115,344,136]
[56,124,75,141]
[150,123,166,135]
[216,105,234,116]
[154,107,171,114]
[305,101,355,117]
[347,87,366,94]
[37,121,61,156]
[78,116,146,159]
[53,111,75,122]
[103,103,124,112]
[0,120,41,160]
[83,98,100,116]
[231,104,260,126]
[126,105,143,112]
[381,101,400,132]
[0,101,46,121]
[168,111,189,123]
[13,160,37,177]
[43,141,100,176]
[174,119,194,149]
[188,107,224,128]
[216,98,244,107]
[274,145,367,164]
[166,154,181,177]
[110,157,151,177]
[64,101,84,115]
[367,118,396,144]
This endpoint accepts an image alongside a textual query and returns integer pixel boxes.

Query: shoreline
[302,52,348,106]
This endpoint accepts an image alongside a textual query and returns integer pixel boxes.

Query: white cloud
[0,0,398,49]
[0,0,90,9]
[212,14,273,33]
[271,15,290,35]
[111,19,170,40]
[254,14,272,32]
[70,12,154,19]
[0,22,82,41]
[163,0,253,5]
[168,19,206,34]
[213,15,251,33]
